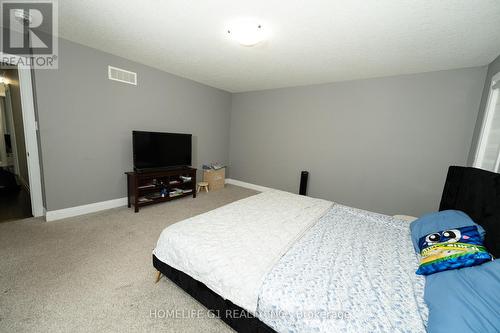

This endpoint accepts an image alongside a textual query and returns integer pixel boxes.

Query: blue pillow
[410,210,485,253]
[416,225,492,275]
[425,259,500,332]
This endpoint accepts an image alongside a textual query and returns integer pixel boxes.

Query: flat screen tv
[133,131,192,171]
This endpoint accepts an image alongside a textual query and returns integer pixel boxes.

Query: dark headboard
[440,166,500,257]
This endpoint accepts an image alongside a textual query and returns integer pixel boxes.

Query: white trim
[0,52,45,217]
[45,180,271,222]
[474,72,500,168]
[45,197,128,222]
[225,178,273,192]
[18,64,44,216]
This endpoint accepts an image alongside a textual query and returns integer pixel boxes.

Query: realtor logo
[1,0,58,68]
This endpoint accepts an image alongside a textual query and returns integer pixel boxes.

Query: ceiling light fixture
[227,19,267,46]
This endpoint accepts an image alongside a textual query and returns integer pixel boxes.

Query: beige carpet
[0,185,258,333]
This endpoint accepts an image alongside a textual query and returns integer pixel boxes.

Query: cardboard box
[203,168,225,191]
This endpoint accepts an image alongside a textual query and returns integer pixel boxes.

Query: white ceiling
[59,0,500,92]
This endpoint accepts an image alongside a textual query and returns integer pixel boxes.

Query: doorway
[0,65,32,222]
[0,56,44,221]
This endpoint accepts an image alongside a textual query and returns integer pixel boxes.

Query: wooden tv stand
[125,167,196,212]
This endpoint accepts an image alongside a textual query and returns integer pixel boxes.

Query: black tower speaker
[299,171,309,196]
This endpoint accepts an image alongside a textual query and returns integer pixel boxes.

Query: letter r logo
[1,2,53,55]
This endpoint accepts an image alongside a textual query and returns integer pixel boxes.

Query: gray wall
[35,39,231,211]
[4,68,29,187]
[32,39,489,215]
[468,54,500,164]
[229,67,486,216]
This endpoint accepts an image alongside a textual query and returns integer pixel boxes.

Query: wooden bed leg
[155,270,162,283]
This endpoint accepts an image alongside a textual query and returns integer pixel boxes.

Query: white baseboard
[45,197,127,222]
[44,179,269,222]
[225,178,273,192]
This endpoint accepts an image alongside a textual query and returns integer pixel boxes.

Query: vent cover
[108,66,137,85]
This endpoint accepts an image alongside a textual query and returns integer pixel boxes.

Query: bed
[152,166,500,333]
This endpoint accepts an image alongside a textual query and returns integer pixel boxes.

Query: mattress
[153,190,333,313]
[152,255,276,333]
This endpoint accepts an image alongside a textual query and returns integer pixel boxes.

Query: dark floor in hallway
[0,188,32,223]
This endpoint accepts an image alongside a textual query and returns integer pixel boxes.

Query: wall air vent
[108,66,137,85]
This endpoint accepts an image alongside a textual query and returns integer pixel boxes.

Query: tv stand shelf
[125,167,197,212]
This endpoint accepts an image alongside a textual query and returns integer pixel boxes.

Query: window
[474,73,500,172]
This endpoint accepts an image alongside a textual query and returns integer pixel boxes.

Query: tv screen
[133,131,192,171]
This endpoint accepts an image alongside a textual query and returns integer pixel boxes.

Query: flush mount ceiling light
[226,19,267,46]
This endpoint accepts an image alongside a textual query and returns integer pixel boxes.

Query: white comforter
[153,190,333,313]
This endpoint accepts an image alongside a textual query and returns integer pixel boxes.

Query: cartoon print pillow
[416,225,493,275]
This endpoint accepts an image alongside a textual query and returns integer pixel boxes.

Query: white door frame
[474,72,500,170]
[1,52,45,217]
